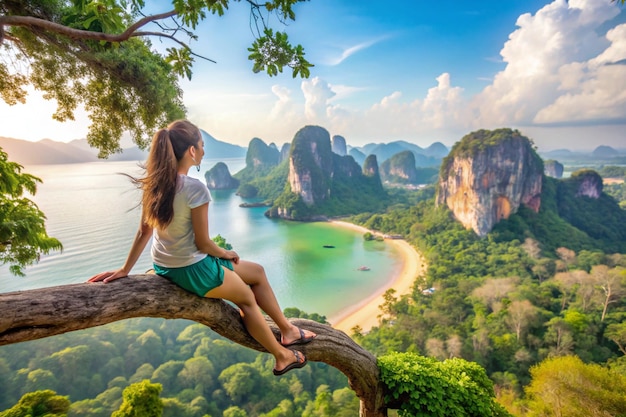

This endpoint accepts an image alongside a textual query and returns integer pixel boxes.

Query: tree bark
[0,274,388,416]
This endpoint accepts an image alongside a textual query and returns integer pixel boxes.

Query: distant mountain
[348,148,366,166]
[592,145,618,159]
[540,146,626,161]
[0,129,247,165]
[423,142,449,158]
[356,140,448,167]
[539,149,575,159]
[201,130,246,159]
[0,137,97,165]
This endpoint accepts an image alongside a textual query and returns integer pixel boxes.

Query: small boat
[323,245,335,248]
[357,266,370,271]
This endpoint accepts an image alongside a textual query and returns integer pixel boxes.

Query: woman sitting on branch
[89,119,315,376]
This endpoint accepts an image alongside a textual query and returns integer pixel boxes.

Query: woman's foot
[273,350,307,376]
[280,326,316,347]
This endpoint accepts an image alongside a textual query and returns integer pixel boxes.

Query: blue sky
[1,0,625,151]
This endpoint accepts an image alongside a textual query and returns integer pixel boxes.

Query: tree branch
[132,31,217,63]
[0,10,178,43]
[0,274,388,417]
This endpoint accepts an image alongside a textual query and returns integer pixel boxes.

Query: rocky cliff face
[246,137,280,169]
[380,150,417,184]
[287,126,334,205]
[204,162,240,190]
[280,143,291,163]
[571,170,603,198]
[437,129,543,237]
[363,154,380,178]
[544,159,564,178]
[332,135,347,156]
[269,125,384,219]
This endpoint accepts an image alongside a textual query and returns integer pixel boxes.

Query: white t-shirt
[151,175,210,268]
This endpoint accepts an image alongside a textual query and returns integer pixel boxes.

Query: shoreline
[327,220,426,333]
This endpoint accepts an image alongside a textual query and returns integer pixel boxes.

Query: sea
[0,158,403,321]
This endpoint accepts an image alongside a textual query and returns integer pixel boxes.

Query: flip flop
[281,328,316,347]
[273,350,307,376]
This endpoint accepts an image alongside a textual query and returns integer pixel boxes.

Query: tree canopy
[0,0,312,157]
[0,148,61,275]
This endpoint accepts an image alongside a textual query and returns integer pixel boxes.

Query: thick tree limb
[0,274,387,417]
[0,11,178,43]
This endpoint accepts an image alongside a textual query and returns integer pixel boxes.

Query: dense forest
[2,156,626,416]
[3,173,626,416]
[0,313,360,417]
[349,172,626,414]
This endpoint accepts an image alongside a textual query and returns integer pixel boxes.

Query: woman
[89,119,315,376]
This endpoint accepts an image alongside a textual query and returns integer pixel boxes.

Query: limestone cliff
[332,135,347,156]
[204,162,240,190]
[287,126,334,205]
[437,128,543,237]
[570,169,603,198]
[234,137,281,186]
[246,137,280,169]
[268,126,385,219]
[544,159,564,178]
[363,154,380,178]
[380,150,417,184]
[280,143,291,163]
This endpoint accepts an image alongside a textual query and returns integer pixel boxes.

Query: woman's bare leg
[233,260,316,345]
[205,267,305,372]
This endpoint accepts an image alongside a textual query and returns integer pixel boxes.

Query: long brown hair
[133,120,201,229]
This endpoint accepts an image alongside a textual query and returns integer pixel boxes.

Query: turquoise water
[0,159,403,320]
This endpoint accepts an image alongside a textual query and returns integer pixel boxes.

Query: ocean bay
[0,159,403,320]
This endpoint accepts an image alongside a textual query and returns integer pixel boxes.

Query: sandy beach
[328,221,426,334]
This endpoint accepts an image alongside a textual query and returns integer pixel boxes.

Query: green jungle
[2,136,626,416]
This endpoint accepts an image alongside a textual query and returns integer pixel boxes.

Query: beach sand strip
[328,221,426,334]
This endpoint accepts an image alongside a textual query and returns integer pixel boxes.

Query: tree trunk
[0,274,388,416]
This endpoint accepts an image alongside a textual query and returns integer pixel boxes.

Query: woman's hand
[88,268,129,283]
[223,250,240,264]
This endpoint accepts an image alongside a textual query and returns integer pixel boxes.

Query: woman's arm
[191,203,239,264]
[88,220,153,283]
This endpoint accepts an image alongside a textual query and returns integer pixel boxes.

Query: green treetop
[0,0,312,157]
[0,148,61,276]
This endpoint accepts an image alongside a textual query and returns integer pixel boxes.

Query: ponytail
[131,120,201,229]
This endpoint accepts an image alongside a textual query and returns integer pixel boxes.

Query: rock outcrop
[280,143,291,163]
[363,154,380,178]
[204,162,240,190]
[246,137,280,169]
[380,150,417,184]
[437,128,543,237]
[332,135,347,156]
[268,126,385,219]
[234,137,281,186]
[544,159,564,178]
[570,170,603,198]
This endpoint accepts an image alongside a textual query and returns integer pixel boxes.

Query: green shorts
[154,256,234,297]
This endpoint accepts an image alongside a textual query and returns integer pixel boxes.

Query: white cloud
[269,85,295,120]
[325,36,389,66]
[279,74,467,144]
[301,76,336,120]
[420,73,465,129]
[471,0,624,127]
